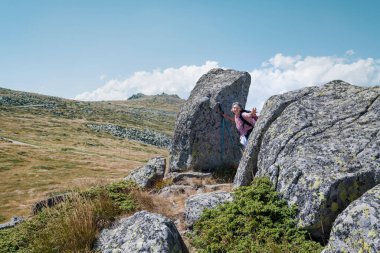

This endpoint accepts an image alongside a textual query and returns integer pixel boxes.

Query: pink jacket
[234,112,257,136]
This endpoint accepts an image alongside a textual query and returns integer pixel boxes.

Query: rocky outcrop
[234,80,380,241]
[184,191,233,229]
[86,123,171,148]
[322,184,380,253]
[158,185,196,198]
[158,183,231,198]
[96,210,188,253]
[125,157,166,188]
[128,93,146,100]
[32,193,70,214]
[169,68,251,172]
[0,216,24,230]
[168,172,213,184]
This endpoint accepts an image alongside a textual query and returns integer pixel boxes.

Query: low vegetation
[0,180,155,253]
[191,177,323,253]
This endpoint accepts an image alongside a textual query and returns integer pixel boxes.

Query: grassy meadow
[0,88,183,221]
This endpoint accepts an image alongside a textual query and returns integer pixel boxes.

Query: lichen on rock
[234,80,380,241]
[169,68,251,172]
[96,210,188,253]
[323,184,380,253]
[184,191,233,229]
[125,157,166,188]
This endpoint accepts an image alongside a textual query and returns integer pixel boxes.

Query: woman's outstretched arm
[222,113,235,122]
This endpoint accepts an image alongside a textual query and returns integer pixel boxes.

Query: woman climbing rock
[219,102,258,147]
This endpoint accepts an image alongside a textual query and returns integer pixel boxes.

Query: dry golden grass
[0,108,169,221]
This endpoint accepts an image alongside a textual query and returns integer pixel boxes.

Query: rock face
[125,157,166,188]
[184,191,233,228]
[323,184,380,253]
[169,68,251,172]
[234,81,380,241]
[96,211,188,253]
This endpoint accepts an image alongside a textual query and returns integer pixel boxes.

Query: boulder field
[96,69,379,252]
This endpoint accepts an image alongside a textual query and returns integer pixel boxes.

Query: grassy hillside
[0,87,184,221]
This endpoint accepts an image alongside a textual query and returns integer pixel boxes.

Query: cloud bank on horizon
[75,53,380,110]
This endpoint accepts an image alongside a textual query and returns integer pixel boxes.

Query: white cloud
[99,74,107,81]
[247,54,380,110]
[75,54,380,113]
[75,61,219,101]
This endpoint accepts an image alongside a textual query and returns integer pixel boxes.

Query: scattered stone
[169,68,251,172]
[96,210,188,253]
[202,184,232,192]
[0,216,24,230]
[158,185,196,198]
[32,193,70,215]
[125,157,166,188]
[86,123,171,148]
[323,184,380,253]
[168,172,213,184]
[185,191,233,229]
[234,80,380,241]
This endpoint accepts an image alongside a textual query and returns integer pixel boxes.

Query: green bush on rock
[191,177,323,253]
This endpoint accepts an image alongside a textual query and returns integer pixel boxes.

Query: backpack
[239,109,258,127]
[240,110,258,138]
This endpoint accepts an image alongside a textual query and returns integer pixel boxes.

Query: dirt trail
[0,136,40,147]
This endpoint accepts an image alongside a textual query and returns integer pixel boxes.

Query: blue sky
[1,0,379,108]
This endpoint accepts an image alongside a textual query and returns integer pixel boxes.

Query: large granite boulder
[234,80,380,241]
[96,211,188,253]
[323,184,380,253]
[125,157,166,188]
[169,68,251,172]
[184,191,233,229]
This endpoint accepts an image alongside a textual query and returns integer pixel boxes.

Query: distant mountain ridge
[0,87,183,106]
[0,87,184,134]
[128,92,181,100]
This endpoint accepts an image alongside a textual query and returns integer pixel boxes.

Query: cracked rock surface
[125,157,166,188]
[169,68,250,172]
[234,80,380,241]
[96,210,188,253]
[184,191,233,229]
[322,184,380,253]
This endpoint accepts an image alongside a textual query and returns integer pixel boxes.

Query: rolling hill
[0,87,184,221]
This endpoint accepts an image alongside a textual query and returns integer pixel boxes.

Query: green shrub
[87,180,139,212]
[191,177,323,253]
[0,211,50,253]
